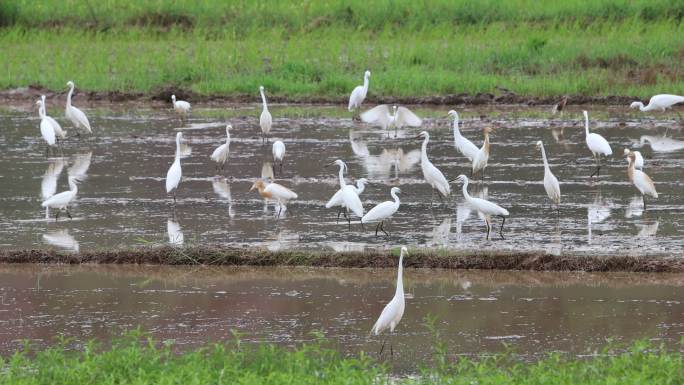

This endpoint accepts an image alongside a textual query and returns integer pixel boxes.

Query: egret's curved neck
[421,137,429,161]
[67,84,74,107]
[452,114,461,136]
[337,164,345,187]
[356,182,365,194]
[391,190,400,206]
[461,180,471,201]
[68,179,78,194]
[540,143,549,170]
[175,137,182,160]
[225,129,231,143]
[627,159,635,182]
[38,102,45,119]
[362,75,369,92]
[584,115,590,136]
[483,131,490,151]
[395,254,404,296]
[260,90,268,110]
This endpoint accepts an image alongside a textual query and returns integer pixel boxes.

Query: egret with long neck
[259,86,272,143]
[371,246,407,357]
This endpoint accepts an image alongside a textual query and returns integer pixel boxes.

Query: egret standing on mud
[449,110,478,162]
[272,140,286,174]
[348,70,371,111]
[582,111,612,178]
[210,124,231,173]
[472,127,494,179]
[41,176,79,220]
[362,187,401,237]
[536,141,561,212]
[165,132,183,203]
[250,178,298,217]
[416,131,449,205]
[361,105,422,137]
[325,159,364,228]
[630,94,684,113]
[259,86,272,143]
[623,148,644,170]
[171,94,191,121]
[371,246,406,357]
[65,81,92,135]
[626,152,657,209]
[451,175,509,239]
[41,95,66,139]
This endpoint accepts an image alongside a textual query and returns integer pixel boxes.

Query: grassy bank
[1,1,683,100]
[2,332,683,384]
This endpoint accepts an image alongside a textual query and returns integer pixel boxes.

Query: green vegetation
[1,0,683,99]
[2,331,683,384]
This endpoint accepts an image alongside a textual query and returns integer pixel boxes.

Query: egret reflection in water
[636,221,659,237]
[625,196,644,218]
[587,192,612,242]
[167,218,184,246]
[349,131,420,180]
[68,152,93,180]
[42,229,79,252]
[41,158,65,200]
[640,135,684,152]
[212,177,235,218]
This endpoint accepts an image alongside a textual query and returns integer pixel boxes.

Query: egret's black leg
[173,192,176,204]
[375,222,381,237]
[643,195,647,210]
[55,211,60,221]
[336,208,342,224]
[347,213,352,231]
[380,221,389,237]
[378,339,386,356]
[499,216,506,239]
[67,209,72,220]
[485,221,490,240]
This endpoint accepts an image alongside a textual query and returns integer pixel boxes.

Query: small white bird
[210,124,231,173]
[416,131,450,204]
[326,179,368,223]
[370,246,407,357]
[65,81,92,134]
[259,86,272,143]
[449,110,478,161]
[626,151,657,209]
[623,148,644,170]
[451,174,509,239]
[272,140,286,174]
[41,95,66,139]
[41,176,79,220]
[471,127,494,179]
[582,111,612,178]
[36,98,56,154]
[250,178,298,217]
[536,141,561,211]
[348,70,371,111]
[361,105,422,137]
[362,187,401,237]
[165,132,183,203]
[171,94,191,120]
[325,159,364,228]
[630,94,684,112]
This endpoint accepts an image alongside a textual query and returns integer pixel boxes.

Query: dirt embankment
[1,247,683,273]
[0,85,639,107]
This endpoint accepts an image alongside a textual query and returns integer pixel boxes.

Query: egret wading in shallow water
[36,98,56,156]
[630,94,684,113]
[416,131,449,205]
[250,178,298,217]
[65,81,92,135]
[472,127,494,179]
[449,110,478,162]
[536,141,561,213]
[165,132,183,203]
[362,187,401,237]
[348,70,371,112]
[41,176,78,220]
[582,111,612,178]
[41,95,66,139]
[361,105,422,137]
[623,148,643,170]
[259,86,272,143]
[326,179,368,225]
[272,140,285,175]
[451,175,509,240]
[325,159,364,229]
[626,152,657,209]
[210,125,231,173]
[171,94,191,122]
[371,246,406,357]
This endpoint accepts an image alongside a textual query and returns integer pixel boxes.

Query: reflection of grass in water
[5,328,683,383]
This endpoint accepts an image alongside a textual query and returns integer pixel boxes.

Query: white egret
[361,105,422,137]
[165,132,183,203]
[65,81,92,134]
[259,86,272,143]
[326,178,368,224]
[210,124,231,173]
[416,131,450,204]
[250,178,298,217]
[361,187,401,237]
[272,140,286,174]
[171,94,191,121]
[552,96,568,116]
[41,95,66,139]
[36,98,56,155]
[41,176,78,220]
[451,175,509,239]
[582,111,612,178]
[626,152,657,209]
[471,127,494,179]
[448,110,478,161]
[324,159,364,228]
[630,94,684,112]
[348,70,371,111]
[623,148,643,170]
[370,246,407,357]
[536,141,561,212]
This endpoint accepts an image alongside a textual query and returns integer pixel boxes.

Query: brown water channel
[0,104,682,255]
[1,264,684,372]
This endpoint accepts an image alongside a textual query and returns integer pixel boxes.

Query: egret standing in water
[171,94,191,122]
[630,94,684,113]
[250,178,298,217]
[41,176,79,220]
[536,141,561,212]
[451,175,509,239]
[36,98,56,156]
[41,95,66,139]
[623,148,644,170]
[361,105,422,137]
[165,132,183,203]
[449,110,478,162]
[325,159,364,229]
[65,81,92,135]
[472,127,494,180]
[362,187,401,237]
[626,152,657,209]
[371,246,407,357]
[259,86,272,143]
[582,111,612,178]
[416,131,450,205]
[210,124,231,173]
[348,70,371,111]
[272,140,286,175]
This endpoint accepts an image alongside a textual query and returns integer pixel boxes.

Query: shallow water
[1,264,684,371]
[0,104,682,255]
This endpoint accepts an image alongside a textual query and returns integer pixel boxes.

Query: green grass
[1,1,684,99]
[2,331,683,384]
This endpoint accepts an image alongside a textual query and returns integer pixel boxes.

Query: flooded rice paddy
[0,104,682,255]
[2,264,684,371]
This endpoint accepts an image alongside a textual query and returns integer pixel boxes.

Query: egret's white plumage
[449,110,478,161]
[630,94,684,112]
[250,178,297,216]
[471,127,494,178]
[361,105,422,137]
[259,86,272,142]
[165,132,183,201]
[326,178,368,209]
[325,160,364,224]
[583,111,612,178]
[348,70,371,111]
[41,95,66,139]
[626,152,657,208]
[452,175,509,239]
[36,99,56,147]
[272,140,285,173]
[371,246,406,344]
[362,187,401,236]
[536,140,561,207]
[65,81,92,134]
[623,148,644,170]
[171,94,191,115]
[417,131,450,200]
[210,125,231,171]
[41,176,78,220]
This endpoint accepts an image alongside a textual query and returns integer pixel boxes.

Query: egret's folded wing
[396,107,422,127]
[360,105,390,127]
